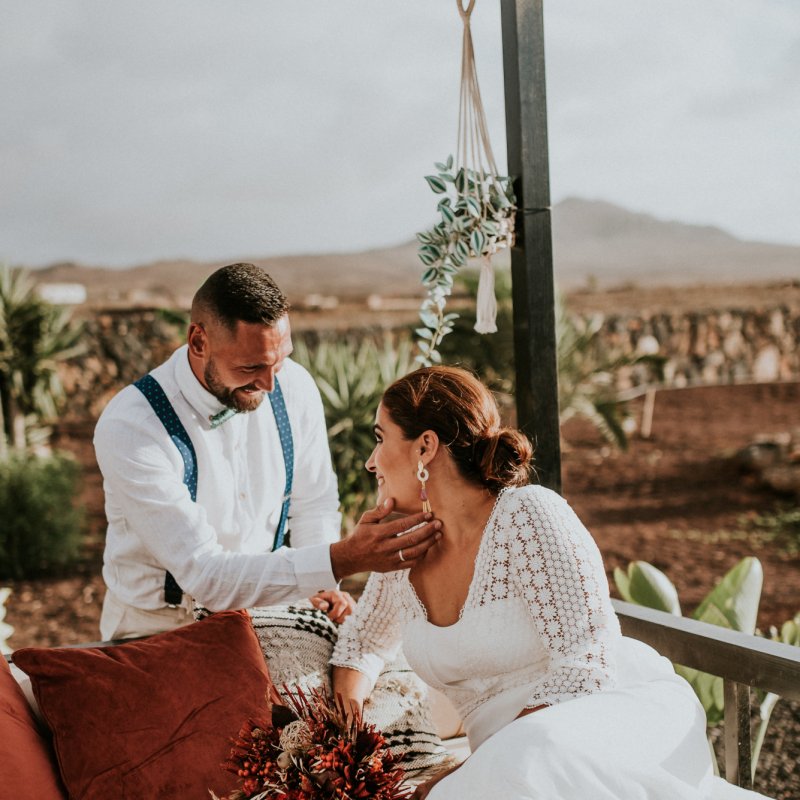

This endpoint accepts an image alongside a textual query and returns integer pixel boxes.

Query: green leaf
[491,191,512,210]
[420,244,442,259]
[440,205,455,224]
[425,175,447,194]
[455,239,471,262]
[416,231,433,244]
[465,196,482,218]
[446,154,454,170]
[434,161,448,172]
[620,561,682,615]
[455,168,467,194]
[421,268,437,284]
[437,197,452,209]
[450,249,465,268]
[415,327,433,340]
[418,251,436,266]
[470,230,486,254]
[419,311,438,328]
[452,215,469,232]
[692,557,763,634]
[429,349,442,364]
[614,567,632,602]
[780,619,800,646]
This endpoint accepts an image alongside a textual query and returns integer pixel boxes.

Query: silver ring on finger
[398,548,406,562]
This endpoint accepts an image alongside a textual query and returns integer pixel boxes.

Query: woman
[330,366,766,799]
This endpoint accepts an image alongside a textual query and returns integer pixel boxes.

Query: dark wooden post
[500,0,561,493]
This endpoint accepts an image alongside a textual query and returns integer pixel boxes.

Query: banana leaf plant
[615,557,763,726]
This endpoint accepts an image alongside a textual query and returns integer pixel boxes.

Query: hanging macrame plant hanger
[457,0,508,334]
[414,0,516,366]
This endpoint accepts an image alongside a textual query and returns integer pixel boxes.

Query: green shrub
[0,452,85,579]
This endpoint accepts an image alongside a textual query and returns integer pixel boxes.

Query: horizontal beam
[613,599,800,701]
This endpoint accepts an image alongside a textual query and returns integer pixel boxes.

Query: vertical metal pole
[500,0,561,492]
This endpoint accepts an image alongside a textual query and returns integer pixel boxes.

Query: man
[94,263,440,639]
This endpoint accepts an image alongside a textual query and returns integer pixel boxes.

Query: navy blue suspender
[133,373,294,606]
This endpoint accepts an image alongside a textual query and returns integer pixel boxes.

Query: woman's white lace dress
[331,485,767,799]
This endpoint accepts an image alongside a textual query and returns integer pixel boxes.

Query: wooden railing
[613,599,800,790]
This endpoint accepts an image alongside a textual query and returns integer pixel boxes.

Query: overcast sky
[2,0,799,268]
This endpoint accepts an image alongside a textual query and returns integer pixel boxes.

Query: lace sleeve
[507,486,618,709]
[330,571,404,686]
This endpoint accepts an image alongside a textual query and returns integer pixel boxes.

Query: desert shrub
[0,452,85,579]
[293,333,415,525]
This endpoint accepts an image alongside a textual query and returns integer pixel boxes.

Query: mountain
[552,198,800,288]
[31,198,800,308]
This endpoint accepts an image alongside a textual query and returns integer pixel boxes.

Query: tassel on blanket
[474,255,498,334]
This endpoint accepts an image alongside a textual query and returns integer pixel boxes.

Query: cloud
[0,0,797,266]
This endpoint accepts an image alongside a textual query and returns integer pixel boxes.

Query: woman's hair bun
[475,427,533,492]
[381,366,535,493]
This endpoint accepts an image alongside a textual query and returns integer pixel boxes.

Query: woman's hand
[331,666,371,724]
[309,589,355,623]
[411,762,462,800]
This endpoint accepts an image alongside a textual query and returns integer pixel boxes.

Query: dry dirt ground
[3,381,799,797]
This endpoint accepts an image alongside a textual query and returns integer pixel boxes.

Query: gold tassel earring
[417,460,432,513]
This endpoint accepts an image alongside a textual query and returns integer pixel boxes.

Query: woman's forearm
[331,666,374,715]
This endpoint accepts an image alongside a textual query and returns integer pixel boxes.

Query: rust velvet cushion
[0,656,66,798]
[11,609,272,800]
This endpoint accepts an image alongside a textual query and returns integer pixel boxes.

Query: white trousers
[99,589,194,640]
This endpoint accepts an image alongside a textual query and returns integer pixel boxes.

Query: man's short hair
[192,263,289,329]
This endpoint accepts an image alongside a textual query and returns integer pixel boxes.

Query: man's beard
[204,358,264,413]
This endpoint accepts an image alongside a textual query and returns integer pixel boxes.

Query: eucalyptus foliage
[415,155,515,366]
[293,335,414,524]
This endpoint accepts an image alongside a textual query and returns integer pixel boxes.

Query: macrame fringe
[474,255,497,334]
[458,0,501,336]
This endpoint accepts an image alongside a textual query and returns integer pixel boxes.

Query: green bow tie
[209,407,238,429]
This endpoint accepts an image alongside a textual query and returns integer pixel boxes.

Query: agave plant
[292,334,415,524]
[0,265,85,456]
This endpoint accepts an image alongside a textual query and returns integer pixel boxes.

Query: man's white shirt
[94,345,341,611]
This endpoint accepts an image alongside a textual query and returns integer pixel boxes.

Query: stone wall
[59,309,186,420]
[603,306,799,393]
[56,303,800,421]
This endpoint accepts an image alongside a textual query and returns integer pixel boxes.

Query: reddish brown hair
[381,366,533,493]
